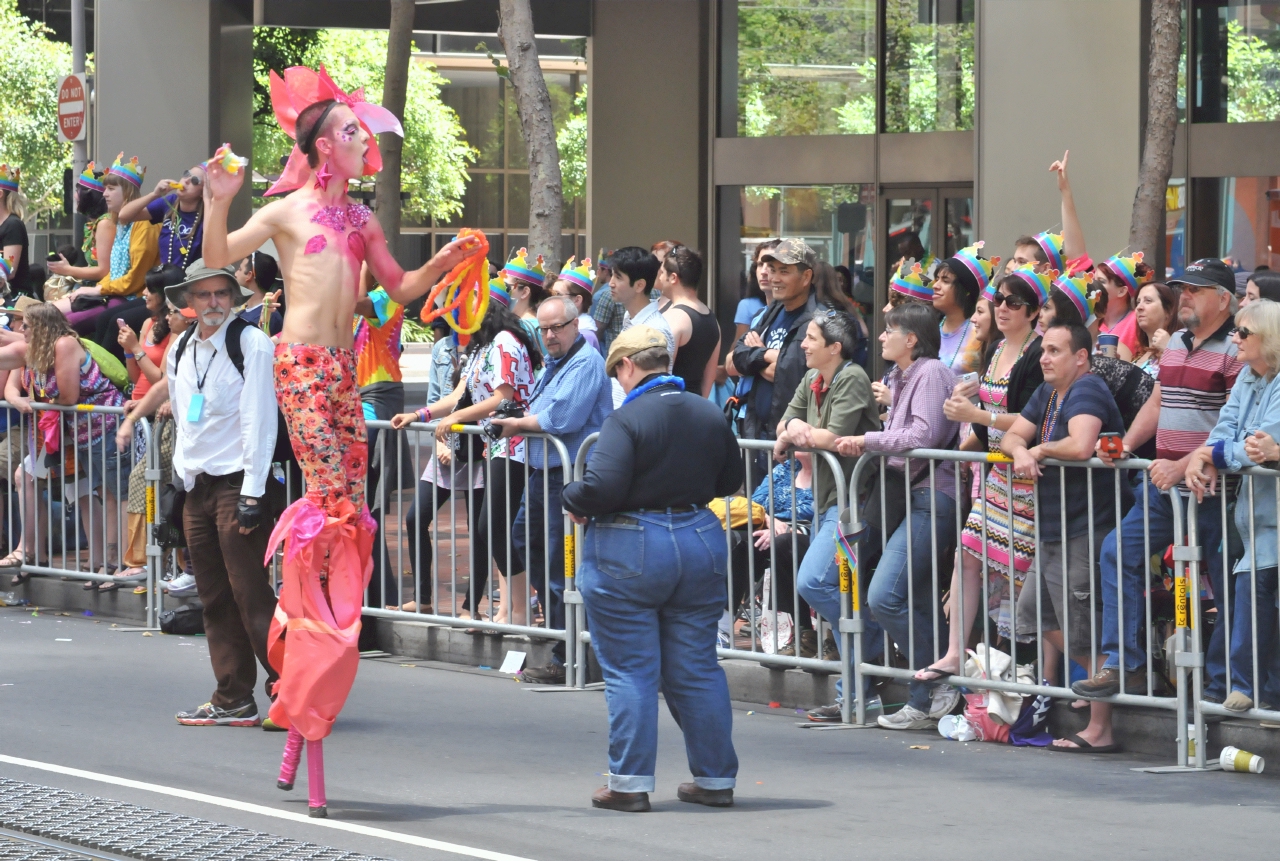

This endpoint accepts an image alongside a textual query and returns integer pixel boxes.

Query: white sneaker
[877,704,935,730]
[717,630,732,649]
[928,684,961,719]
[165,573,197,596]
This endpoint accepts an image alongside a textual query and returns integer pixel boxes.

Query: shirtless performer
[201,66,480,818]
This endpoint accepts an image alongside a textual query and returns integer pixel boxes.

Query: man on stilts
[201,65,481,817]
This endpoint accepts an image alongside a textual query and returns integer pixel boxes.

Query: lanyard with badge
[188,342,217,423]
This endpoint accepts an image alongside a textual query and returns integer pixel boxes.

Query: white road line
[0,754,537,861]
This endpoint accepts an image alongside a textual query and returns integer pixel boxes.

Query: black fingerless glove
[237,496,262,531]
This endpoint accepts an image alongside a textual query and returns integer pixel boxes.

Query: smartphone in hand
[1099,432,1124,459]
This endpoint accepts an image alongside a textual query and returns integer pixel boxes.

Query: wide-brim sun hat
[165,258,253,310]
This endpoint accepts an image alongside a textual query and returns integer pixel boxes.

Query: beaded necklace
[166,202,202,268]
[939,318,973,369]
[1040,388,1063,444]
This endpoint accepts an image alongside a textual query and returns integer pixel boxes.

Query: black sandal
[10,570,30,586]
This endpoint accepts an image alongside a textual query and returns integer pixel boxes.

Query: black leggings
[388,479,485,608]
[465,458,526,612]
[729,527,814,631]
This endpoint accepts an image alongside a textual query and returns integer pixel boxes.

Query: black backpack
[159,600,205,635]
[173,317,297,468]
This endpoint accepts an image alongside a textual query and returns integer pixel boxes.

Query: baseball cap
[760,238,817,270]
[605,325,667,377]
[1169,258,1235,292]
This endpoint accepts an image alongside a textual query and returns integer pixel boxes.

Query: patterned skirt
[960,461,1036,639]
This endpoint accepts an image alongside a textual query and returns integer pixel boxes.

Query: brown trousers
[184,472,278,708]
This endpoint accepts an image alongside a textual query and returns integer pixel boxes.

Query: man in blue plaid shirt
[489,295,613,683]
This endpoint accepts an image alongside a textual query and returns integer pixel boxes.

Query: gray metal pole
[71,0,87,239]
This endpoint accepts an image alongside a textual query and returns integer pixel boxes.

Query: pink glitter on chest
[311,204,373,233]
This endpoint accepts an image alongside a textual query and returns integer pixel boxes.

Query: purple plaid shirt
[862,357,959,498]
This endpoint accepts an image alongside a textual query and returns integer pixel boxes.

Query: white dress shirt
[168,315,277,498]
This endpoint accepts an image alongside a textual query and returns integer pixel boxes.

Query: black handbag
[449,388,487,464]
[160,601,204,635]
[69,295,108,313]
[861,466,911,537]
[157,482,186,548]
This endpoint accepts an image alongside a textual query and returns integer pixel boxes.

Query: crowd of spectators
[6,145,1280,751]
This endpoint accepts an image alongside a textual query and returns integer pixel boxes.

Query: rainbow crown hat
[1099,250,1149,297]
[952,241,1001,301]
[107,152,145,189]
[559,256,595,293]
[1007,262,1056,306]
[77,160,104,192]
[890,259,934,303]
[1035,231,1065,272]
[502,248,546,288]
[0,258,11,283]
[1053,271,1097,325]
[488,277,511,308]
[0,165,18,194]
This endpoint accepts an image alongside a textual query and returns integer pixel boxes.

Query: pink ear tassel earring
[313,162,333,191]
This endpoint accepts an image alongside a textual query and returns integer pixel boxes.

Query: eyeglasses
[190,288,232,302]
[1182,283,1220,295]
[538,320,576,335]
[1232,327,1255,339]
[992,293,1030,309]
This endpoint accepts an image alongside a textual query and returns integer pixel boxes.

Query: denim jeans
[866,487,956,711]
[579,508,738,794]
[512,468,566,663]
[1229,566,1280,704]
[797,506,877,704]
[1099,481,1227,697]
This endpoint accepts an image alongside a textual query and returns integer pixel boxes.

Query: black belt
[194,470,244,487]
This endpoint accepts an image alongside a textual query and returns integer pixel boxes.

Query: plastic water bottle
[0,591,22,607]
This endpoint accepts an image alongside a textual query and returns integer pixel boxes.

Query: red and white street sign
[57,74,87,143]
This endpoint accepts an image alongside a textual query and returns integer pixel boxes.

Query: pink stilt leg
[307,739,327,817]
[277,726,303,791]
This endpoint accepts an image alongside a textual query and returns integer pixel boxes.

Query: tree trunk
[1129,0,1180,268]
[375,0,415,250]
[498,0,564,275]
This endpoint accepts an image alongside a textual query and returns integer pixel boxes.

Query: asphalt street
[2,606,1278,860]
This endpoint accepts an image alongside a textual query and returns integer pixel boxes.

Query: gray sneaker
[877,704,935,730]
[928,684,961,719]
[805,695,882,723]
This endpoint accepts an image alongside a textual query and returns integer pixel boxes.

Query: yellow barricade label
[450,423,466,433]
[75,404,94,411]
[1175,576,1188,629]
[145,485,155,524]
[986,452,1013,464]
[838,554,851,593]
[564,532,575,579]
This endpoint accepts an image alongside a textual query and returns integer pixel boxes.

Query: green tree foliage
[736,0,876,137]
[557,84,587,203]
[252,27,473,222]
[0,0,73,221]
[1226,18,1280,123]
[882,0,974,133]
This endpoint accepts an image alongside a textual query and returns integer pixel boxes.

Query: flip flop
[914,665,956,683]
[1053,733,1120,754]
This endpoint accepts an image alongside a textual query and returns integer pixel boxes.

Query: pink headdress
[265,65,404,197]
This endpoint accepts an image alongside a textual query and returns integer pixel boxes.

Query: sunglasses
[992,293,1030,309]
[1182,283,1221,295]
[181,171,202,187]
[1232,327,1255,339]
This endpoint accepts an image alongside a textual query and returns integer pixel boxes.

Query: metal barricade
[843,447,1196,762]
[569,434,855,702]
[0,402,159,626]
[1187,465,1280,767]
[337,419,577,683]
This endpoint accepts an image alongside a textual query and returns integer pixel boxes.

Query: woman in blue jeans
[771,311,880,722]
[1186,299,1280,713]
[833,301,961,729]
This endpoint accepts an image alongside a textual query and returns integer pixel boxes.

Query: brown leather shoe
[1071,667,1145,698]
[591,786,650,812]
[677,783,734,807]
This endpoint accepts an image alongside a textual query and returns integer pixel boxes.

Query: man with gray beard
[164,259,282,728]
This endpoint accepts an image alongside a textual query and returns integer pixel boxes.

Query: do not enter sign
[57,74,87,142]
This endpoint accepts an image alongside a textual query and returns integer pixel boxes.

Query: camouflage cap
[761,238,817,269]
